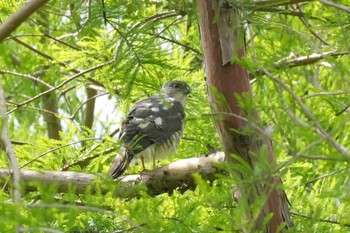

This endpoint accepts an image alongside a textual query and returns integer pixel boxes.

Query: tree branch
[319,0,350,14]
[0,69,53,88]
[275,51,350,68]
[0,81,21,203]
[0,152,224,198]
[0,0,49,42]
[254,0,312,8]
[291,211,350,227]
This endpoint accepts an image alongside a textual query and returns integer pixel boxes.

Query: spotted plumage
[108,80,191,179]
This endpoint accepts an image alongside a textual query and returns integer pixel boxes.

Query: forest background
[0,0,350,232]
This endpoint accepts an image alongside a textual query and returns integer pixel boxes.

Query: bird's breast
[134,130,183,164]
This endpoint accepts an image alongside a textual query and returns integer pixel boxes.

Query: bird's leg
[140,155,151,173]
[141,155,146,170]
[152,155,156,169]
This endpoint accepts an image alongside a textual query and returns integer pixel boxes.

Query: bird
[108,80,191,179]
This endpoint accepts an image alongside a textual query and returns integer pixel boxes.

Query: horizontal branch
[0,152,225,198]
[275,51,350,68]
[254,0,312,8]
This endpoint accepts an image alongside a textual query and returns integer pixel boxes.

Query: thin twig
[12,37,54,61]
[299,154,349,161]
[6,101,67,120]
[131,11,178,31]
[61,147,116,171]
[10,33,81,50]
[6,59,115,116]
[291,211,350,227]
[295,4,329,45]
[43,33,81,50]
[303,91,349,99]
[254,0,312,8]
[335,104,350,116]
[11,37,110,90]
[69,92,108,120]
[319,0,350,14]
[19,138,103,169]
[261,68,350,157]
[0,69,53,88]
[304,167,348,186]
[149,33,201,55]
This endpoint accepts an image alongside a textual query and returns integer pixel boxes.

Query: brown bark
[198,0,292,232]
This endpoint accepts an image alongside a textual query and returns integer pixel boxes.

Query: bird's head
[161,80,191,106]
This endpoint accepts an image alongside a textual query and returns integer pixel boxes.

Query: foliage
[0,0,349,232]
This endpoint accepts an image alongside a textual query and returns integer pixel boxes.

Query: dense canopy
[0,0,349,232]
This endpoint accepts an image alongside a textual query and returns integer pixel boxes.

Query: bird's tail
[108,149,133,179]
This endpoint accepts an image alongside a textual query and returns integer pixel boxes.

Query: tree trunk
[198,1,293,232]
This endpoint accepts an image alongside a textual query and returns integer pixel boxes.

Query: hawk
[108,80,191,179]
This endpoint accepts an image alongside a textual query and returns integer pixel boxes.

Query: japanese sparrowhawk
[108,80,191,179]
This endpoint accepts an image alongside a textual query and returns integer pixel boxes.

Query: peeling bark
[0,152,224,198]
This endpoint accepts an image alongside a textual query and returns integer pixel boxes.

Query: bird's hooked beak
[184,86,191,95]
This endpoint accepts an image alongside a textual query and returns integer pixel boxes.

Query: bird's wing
[122,94,185,154]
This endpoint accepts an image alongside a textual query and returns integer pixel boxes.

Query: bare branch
[303,91,349,99]
[291,211,350,227]
[19,138,103,169]
[1,152,225,197]
[0,0,49,42]
[319,0,350,14]
[275,51,350,68]
[299,154,349,161]
[254,0,312,8]
[0,81,21,202]
[0,69,53,88]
